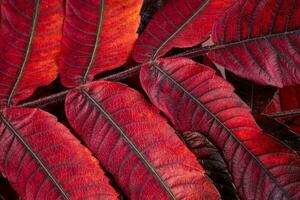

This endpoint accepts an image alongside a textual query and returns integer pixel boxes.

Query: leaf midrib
[82,0,105,84]
[81,88,177,200]
[152,0,211,59]
[0,112,70,200]
[152,62,292,199]
[7,0,42,106]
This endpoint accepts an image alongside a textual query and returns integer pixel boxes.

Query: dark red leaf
[264,85,300,116]
[138,0,166,33]
[140,57,300,199]
[0,0,64,108]
[226,71,277,114]
[0,108,118,199]
[0,176,18,200]
[59,0,142,88]
[288,118,300,136]
[65,81,220,200]
[255,115,300,154]
[208,0,300,87]
[181,131,239,200]
[133,0,234,63]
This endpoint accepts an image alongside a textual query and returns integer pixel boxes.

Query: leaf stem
[15,64,143,108]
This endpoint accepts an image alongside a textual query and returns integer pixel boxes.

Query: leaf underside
[65,80,220,200]
[140,57,300,199]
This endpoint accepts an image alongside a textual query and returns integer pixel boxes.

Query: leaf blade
[0,0,64,107]
[59,0,142,87]
[133,0,234,62]
[0,108,118,199]
[140,57,300,199]
[208,0,300,87]
[65,81,220,200]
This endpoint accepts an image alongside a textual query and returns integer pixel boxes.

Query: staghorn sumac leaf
[133,0,234,63]
[0,0,64,108]
[181,131,239,200]
[208,0,300,87]
[140,57,300,199]
[0,108,118,200]
[65,81,220,200]
[59,0,142,88]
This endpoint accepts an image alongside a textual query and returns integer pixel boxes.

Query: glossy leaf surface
[208,0,300,87]
[141,57,300,199]
[65,81,220,200]
[181,131,239,200]
[59,0,142,88]
[0,0,63,108]
[133,0,234,63]
[0,108,118,200]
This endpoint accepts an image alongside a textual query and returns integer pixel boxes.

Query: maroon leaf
[255,115,300,154]
[140,57,300,199]
[264,85,300,117]
[65,81,220,200]
[181,131,239,200]
[208,0,300,87]
[226,71,277,114]
[0,108,118,199]
[133,0,234,63]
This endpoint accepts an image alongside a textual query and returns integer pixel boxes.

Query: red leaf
[208,0,300,87]
[133,0,234,63]
[65,81,220,200]
[226,71,277,114]
[59,0,142,88]
[288,118,300,136]
[255,115,300,153]
[264,85,300,115]
[0,0,64,108]
[181,131,239,200]
[0,108,118,199]
[140,57,300,199]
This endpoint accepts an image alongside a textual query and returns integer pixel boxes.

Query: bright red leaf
[140,57,300,199]
[0,0,64,108]
[133,0,234,63]
[0,108,118,200]
[65,81,220,200]
[208,0,300,87]
[59,0,142,88]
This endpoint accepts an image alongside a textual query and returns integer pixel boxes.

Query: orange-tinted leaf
[140,57,300,199]
[133,0,234,63]
[59,0,142,88]
[65,81,220,200]
[0,0,63,108]
[0,108,118,199]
